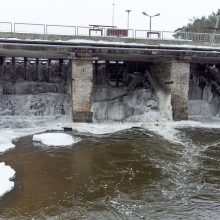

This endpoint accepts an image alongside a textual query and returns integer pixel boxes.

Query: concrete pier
[151,61,190,121]
[71,54,93,122]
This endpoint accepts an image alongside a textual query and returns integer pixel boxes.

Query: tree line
[175,10,220,33]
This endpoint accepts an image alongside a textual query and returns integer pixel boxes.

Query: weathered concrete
[151,61,190,120]
[71,54,93,122]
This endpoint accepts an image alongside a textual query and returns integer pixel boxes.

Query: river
[0,119,220,219]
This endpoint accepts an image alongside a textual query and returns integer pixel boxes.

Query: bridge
[0,23,220,122]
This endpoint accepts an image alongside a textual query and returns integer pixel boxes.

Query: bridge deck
[0,33,219,63]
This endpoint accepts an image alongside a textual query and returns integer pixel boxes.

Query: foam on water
[0,162,15,198]
[72,122,137,135]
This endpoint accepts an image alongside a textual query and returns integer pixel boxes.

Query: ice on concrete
[0,162,15,198]
[33,133,80,147]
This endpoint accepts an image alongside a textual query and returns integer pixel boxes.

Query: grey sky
[1,0,219,31]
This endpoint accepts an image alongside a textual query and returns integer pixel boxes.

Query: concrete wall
[71,56,93,122]
[151,61,190,120]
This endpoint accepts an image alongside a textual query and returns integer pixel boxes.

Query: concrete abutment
[151,61,190,121]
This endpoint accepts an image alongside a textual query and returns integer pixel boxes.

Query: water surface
[0,127,220,219]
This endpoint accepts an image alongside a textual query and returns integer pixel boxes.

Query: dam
[0,28,220,122]
[1,24,220,219]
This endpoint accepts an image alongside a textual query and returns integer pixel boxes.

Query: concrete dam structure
[0,33,220,122]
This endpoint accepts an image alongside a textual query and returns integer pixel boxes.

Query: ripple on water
[0,127,220,219]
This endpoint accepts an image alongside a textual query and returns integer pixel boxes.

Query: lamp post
[112,3,115,26]
[125,9,131,29]
[142,12,160,32]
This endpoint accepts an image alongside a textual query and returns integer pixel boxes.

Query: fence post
[132,29,134,38]
[10,22,13,33]
[45,24,47,34]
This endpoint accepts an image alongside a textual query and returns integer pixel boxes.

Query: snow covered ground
[0,162,15,198]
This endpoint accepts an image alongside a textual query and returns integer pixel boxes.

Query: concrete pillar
[59,59,63,76]
[71,56,93,122]
[35,58,39,81]
[24,57,27,80]
[151,61,190,121]
[170,61,190,120]
[12,57,16,84]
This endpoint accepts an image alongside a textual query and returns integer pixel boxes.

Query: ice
[0,116,72,153]
[0,162,15,198]
[33,133,80,147]
[72,122,137,135]
[93,85,161,122]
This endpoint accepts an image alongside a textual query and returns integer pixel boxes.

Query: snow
[159,44,220,50]
[0,162,15,198]
[72,122,137,135]
[2,37,220,51]
[0,116,72,153]
[33,133,80,147]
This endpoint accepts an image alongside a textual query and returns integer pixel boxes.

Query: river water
[0,122,220,219]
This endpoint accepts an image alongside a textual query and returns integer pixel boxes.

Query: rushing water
[0,125,220,219]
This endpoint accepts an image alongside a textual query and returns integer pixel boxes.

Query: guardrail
[77,26,134,38]
[14,23,45,34]
[0,21,220,43]
[0,22,12,33]
[46,24,76,36]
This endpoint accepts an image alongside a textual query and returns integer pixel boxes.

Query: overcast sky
[1,0,219,31]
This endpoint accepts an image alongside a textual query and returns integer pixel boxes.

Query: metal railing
[77,26,134,38]
[14,23,45,34]
[0,22,12,32]
[135,29,162,39]
[0,21,220,43]
[46,24,76,36]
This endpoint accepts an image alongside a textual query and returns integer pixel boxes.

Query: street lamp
[112,3,115,26]
[142,12,160,32]
[125,9,131,29]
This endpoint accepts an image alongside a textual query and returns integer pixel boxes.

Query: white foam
[33,133,80,147]
[73,122,137,135]
[0,162,15,198]
[1,115,220,154]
